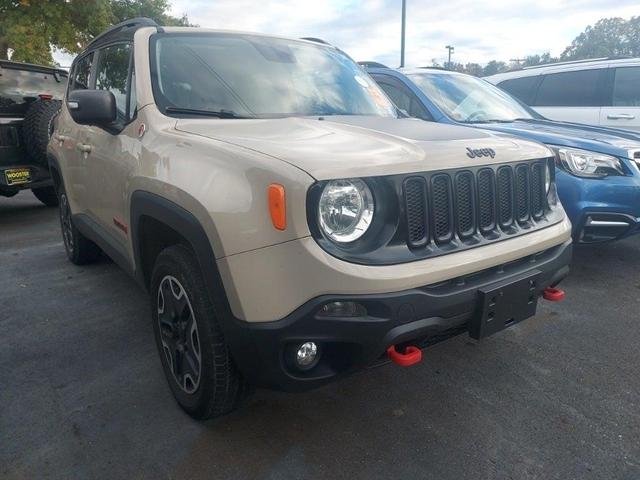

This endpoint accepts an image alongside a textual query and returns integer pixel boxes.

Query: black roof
[0,59,68,76]
[85,17,158,50]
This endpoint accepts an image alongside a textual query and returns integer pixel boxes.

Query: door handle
[607,113,636,120]
[54,134,69,142]
[76,143,92,153]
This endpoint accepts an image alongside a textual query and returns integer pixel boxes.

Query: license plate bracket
[469,270,541,340]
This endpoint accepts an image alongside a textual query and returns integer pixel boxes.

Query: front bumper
[557,170,640,243]
[223,239,572,392]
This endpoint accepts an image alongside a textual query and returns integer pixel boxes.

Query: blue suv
[364,65,640,243]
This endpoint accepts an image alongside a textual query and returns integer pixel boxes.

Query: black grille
[530,163,544,219]
[402,160,550,251]
[477,169,495,232]
[431,174,453,243]
[497,167,514,227]
[404,177,428,247]
[515,165,530,223]
[455,172,475,237]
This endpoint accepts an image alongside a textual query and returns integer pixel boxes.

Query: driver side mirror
[68,90,116,127]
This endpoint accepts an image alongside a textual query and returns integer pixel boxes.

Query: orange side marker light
[268,184,286,231]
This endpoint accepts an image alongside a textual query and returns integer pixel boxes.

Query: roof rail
[300,37,331,45]
[521,56,630,70]
[86,17,158,49]
[358,61,389,69]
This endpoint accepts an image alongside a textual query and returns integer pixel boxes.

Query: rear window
[497,76,540,105]
[613,67,640,107]
[0,66,67,116]
[535,69,605,107]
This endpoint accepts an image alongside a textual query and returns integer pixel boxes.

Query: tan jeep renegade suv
[49,18,572,419]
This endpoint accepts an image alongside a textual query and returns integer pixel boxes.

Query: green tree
[482,60,507,76]
[0,0,189,65]
[562,16,640,59]
[110,0,189,27]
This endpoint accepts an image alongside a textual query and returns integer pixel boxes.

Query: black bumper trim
[223,239,572,392]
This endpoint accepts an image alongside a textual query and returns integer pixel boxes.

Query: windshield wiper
[165,106,253,119]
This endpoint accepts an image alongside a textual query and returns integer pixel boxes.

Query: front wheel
[150,245,251,419]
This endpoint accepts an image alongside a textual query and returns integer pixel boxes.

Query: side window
[498,76,540,105]
[70,53,94,91]
[95,44,133,123]
[408,97,432,121]
[535,69,605,107]
[374,76,433,121]
[377,81,411,112]
[612,67,640,107]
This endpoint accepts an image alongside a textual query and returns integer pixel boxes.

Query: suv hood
[476,119,640,158]
[175,116,551,180]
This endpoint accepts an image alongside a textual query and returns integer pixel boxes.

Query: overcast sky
[170,0,638,66]
[54,0,638,67]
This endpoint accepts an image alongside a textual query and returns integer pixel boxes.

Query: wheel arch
[130,191,233,323]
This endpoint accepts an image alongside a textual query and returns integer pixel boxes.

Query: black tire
[58,184,101,265]
[150,244,251,420]
[23,99,62,166]
[32,186,59,207]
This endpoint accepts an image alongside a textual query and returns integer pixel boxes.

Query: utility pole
[446,45,454,70]
[400,0,407,67]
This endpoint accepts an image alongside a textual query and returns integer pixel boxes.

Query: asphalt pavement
[1,191,639,480]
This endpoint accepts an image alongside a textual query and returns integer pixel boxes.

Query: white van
[485,58,640,132]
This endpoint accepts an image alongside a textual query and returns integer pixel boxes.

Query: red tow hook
[543,287,565,302]
[387,345,422,367]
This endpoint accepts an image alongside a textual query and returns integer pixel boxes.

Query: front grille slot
[515,164,530,223]
[477,169,496,232]
[455,171,475,237]
[530,163,544,219]
[497,166,514,228]
[431,174,454,243]
[401,160,551,253]
[404,177,428,248]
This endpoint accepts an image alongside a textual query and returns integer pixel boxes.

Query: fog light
[296,342,318,368]
[318,301,367,318]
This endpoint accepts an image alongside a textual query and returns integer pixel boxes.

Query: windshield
[151,33,397,118]
[407,72,537,123]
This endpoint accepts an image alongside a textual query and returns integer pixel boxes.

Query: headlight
[318,178,374,243]
[551,146,624,178]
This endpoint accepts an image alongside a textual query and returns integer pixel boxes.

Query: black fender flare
[129,191,234,320]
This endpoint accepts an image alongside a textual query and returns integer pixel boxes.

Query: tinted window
[95,44,132,122]
[71,53,93,91]
[152,33,396,118]
[378,81,411,111]
[613,67,640,106]
[535,69,604,107]
[498,76,539,105]
[0,66,67,116]
[374,76,433,121]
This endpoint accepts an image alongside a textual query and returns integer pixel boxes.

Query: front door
[83,43,137,263]
[600,67,640,132]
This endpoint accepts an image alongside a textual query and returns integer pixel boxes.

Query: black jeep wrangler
[1,60,67,206]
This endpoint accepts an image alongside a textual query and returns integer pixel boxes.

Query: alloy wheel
[157,275,202,394]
